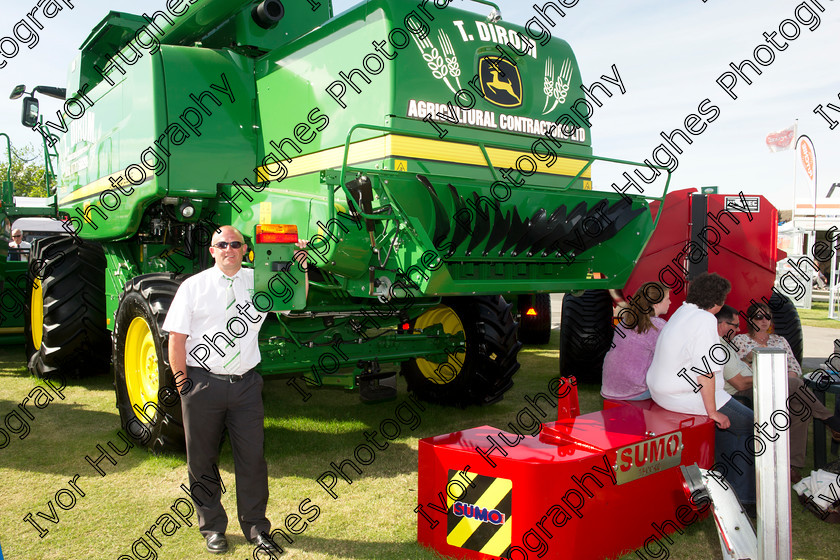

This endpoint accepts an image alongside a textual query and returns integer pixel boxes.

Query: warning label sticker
[445,469,513,557]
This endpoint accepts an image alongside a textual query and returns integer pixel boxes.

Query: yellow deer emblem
[479,57,522,108]
[485,68,522,104]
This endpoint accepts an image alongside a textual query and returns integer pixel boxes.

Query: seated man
[647,273,755,511]
[716,305,840,483]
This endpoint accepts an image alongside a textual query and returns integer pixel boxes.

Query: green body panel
[259,319,461,383]
[58,45,258,241]
[102,243,142,325]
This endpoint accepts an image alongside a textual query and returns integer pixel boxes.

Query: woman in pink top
[601,282,671,400]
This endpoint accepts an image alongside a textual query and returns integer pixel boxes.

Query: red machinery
[417,380,715,560]
[559,188,798,385]
[624,188,780,322]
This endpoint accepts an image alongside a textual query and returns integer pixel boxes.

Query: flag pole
[796,134,819,308]
[792,119,798,228]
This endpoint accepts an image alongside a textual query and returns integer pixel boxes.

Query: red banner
[765,125,796,152]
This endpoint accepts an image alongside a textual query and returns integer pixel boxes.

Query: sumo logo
[618,433,681,471]
[452,501,506,525]
[479,56,522,108]
[614,431,684,484]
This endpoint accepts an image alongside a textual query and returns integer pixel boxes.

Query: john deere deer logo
[479,57,522,108]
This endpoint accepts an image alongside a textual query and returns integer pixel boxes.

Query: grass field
[1,333,839,560]
[797,301,840,330]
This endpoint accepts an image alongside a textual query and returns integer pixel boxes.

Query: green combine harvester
[10,0,667,452]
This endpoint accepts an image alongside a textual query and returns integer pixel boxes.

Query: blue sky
[1,0,838,213]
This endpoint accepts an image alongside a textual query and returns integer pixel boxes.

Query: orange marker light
[256,224,299,243]
[526,308,537,316]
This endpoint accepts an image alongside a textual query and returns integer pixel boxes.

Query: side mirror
[34,86,66,100]
[22,96,39,128]
[10,85,26,100]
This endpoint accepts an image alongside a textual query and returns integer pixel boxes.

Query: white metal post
[753,348,792,560]
[829,249,838,320]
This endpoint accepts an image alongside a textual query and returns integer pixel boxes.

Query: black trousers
[182,367,270,540]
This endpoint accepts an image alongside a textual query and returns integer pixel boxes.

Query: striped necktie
[224,276,240,374]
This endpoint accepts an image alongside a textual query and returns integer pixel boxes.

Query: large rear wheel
[401,295,521,407]
[25,236,109,378]
[114,273,187,454]
[558,290,614,384]
[769,291,803,366]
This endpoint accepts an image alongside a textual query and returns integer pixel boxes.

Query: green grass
[797,301,840,330]
[1,334,838,560]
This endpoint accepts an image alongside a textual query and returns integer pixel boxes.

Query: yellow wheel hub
[30,277,44,349]
[125,316,159,414]
[414,305,466,385]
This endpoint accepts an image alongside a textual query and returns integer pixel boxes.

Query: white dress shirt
[163,265,267,375]
[646,302,732,415]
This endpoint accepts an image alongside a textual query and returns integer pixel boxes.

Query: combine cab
[13,0,669,452]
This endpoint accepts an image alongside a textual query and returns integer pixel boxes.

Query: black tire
[114,273,187,454]
[401,295,521,407]
[558,290,614,384]
[517,293,552,345]
[769,291,803,366]
[24,236,59,361]
[25,236,109,379]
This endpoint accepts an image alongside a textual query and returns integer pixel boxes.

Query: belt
[193,368,254,383]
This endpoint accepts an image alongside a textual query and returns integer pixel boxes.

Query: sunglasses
[12,235,21,238]
[213,241,243,249]
[752,314,770,321]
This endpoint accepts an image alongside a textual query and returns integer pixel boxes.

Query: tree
[0,143,50,198]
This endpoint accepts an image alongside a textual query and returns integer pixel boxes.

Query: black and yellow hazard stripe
[446,469,513,557]
[256,134,591,182]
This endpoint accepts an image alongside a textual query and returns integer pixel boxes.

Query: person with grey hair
[8,228,30,261]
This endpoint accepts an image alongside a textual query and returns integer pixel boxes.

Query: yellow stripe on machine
[257,134,591,182]
[60,136,588,204]
[260,201,272,224]
[58,168,153,205]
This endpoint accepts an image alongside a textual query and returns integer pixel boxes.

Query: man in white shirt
[164,225,304,554]
[8,229,31,261]
[647,272,756,510]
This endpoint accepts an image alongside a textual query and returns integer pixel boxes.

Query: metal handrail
[1,133,11,182]
[318,122,671,255]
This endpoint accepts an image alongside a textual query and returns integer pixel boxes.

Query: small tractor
[0,132,62,347]
[10,0,669,453]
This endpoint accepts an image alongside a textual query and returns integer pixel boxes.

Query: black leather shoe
[205,532,228,554]
[251,532,282,553]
